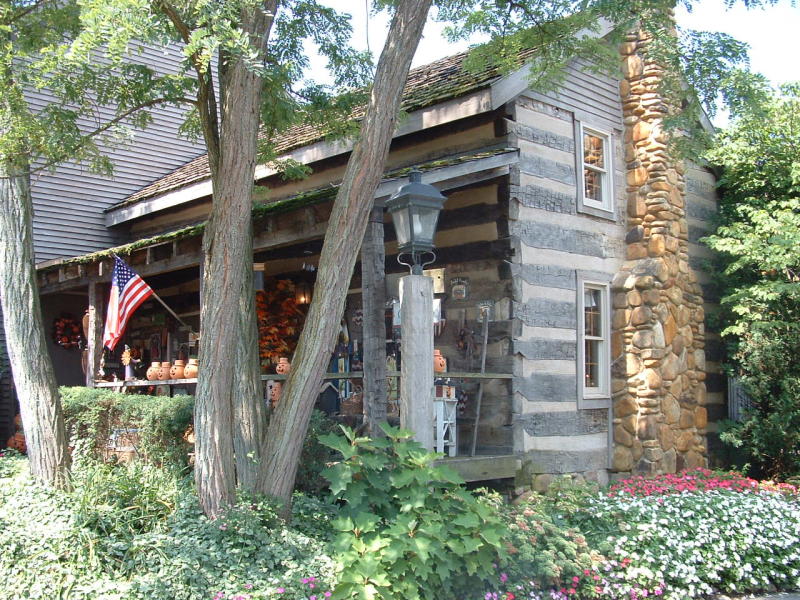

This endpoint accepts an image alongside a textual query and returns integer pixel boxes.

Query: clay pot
[275,357,291,375]
[158,362,171,381]
[270,382,282,408]
[170,360,185,380]
[146,361,161,381]
[433,349,447,373]
[184,358,199,379]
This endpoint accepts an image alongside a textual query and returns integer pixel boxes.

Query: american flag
[102,255,154,351]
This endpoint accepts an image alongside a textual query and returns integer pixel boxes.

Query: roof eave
[105,86,496,227]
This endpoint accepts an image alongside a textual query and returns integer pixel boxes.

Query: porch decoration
[146,361,160,381]
[184,358,199,378]
[52,313,84,349]
[169,360,185,379]
[255,280,305,369]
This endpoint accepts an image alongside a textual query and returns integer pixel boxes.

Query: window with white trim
[579,281,610,399]
[577,124,613,215]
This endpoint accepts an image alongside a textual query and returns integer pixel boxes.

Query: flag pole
[151,291,193,331]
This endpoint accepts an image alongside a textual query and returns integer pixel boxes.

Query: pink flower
[276,588,285,594]
[500,573,508,583]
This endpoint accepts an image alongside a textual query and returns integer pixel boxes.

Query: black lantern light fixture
[386,169,446,274]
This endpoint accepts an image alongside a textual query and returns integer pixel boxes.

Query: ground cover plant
[4,430,800,600]
[0,449,338,600]
[483,469,800,600]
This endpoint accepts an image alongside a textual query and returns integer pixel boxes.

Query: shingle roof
[111,48,520,211]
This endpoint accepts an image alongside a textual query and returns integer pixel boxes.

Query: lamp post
[386,170,446,275]
[386,170,445,450]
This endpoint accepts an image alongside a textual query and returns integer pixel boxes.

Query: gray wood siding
[27,42,206,262]
[527,59,624,132]
[685,163,725,432]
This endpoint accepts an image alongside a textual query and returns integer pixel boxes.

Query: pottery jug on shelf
[158,361,171,381]
[275,357,291,375]
[184,358,199,378]
[170,360,185,380]
[270,382,282,408]
[433,349,447,373]
[146,361,160,381]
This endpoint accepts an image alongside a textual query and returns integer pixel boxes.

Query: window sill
[577,202,616,221]
[579,396,611,410]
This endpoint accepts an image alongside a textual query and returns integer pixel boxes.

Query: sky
[311,0,799,123]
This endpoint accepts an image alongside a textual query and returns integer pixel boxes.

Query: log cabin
[19,30,726,486]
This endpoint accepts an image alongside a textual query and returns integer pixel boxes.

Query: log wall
[508,79,626,488]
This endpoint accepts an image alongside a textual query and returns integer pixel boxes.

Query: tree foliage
[704,83,800,478]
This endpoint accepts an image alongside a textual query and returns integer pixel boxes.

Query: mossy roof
[43,148,515,271]
[110,48,528,211]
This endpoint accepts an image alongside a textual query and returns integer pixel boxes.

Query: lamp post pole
[386,170,445,451]
[399,274,434,449]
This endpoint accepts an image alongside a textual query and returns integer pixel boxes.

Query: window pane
[584,133,605,168]
[584,168,603,203]
[584,288,601,337]
[585,339,600,388]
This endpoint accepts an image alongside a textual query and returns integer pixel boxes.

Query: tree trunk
[361,206,388,437]
[260,0,434,505]
[195,46,268,518]
[0,160,70,488]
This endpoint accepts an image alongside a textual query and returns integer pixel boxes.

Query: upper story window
[576,122,614,218]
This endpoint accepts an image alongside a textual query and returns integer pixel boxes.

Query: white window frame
[575,121,614,219]
[577,278,611,408]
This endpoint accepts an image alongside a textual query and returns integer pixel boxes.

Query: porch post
[361,204,388,437]
[86,282,103,388]
[399,274,434,450]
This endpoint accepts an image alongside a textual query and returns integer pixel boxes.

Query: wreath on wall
[52,313,84,350]
[256,280,304,369]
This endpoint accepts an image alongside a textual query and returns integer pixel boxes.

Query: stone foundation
[611,31,708,475]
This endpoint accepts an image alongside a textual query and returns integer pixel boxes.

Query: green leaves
[321,425,504,600]
[703,83,800,479]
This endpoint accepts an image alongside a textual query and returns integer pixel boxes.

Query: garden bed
[1,437,799,600]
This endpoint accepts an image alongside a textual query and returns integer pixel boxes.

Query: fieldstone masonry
[611,31,708,475]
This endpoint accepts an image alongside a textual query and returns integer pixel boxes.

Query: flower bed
[484,471,800,600]
[608,467,798,497]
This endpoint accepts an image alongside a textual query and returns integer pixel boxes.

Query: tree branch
[7,0,50,25]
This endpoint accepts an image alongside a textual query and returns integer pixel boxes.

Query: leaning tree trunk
[260,0,434,505]
[0,160,71,488]
[194,8,275,514]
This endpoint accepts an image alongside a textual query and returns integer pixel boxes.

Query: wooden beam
[435,455,520,482]
[361,205,388,437]
[86,283,103,388]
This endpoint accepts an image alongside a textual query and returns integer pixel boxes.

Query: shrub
[295,410,340,497]
[489,494,601,597]
[321,425,505,600]
[61,386,194,467]
[0,456,337,600]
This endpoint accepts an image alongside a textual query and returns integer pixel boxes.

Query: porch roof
[37,147,518,293]
[104,47,539,222]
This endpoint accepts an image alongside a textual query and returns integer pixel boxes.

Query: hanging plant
[256,279,305,370]
[52,313,84,350]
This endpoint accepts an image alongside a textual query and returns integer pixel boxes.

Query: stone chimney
[611,30,708,476]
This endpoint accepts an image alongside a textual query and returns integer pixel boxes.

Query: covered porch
[36,149,520,471]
